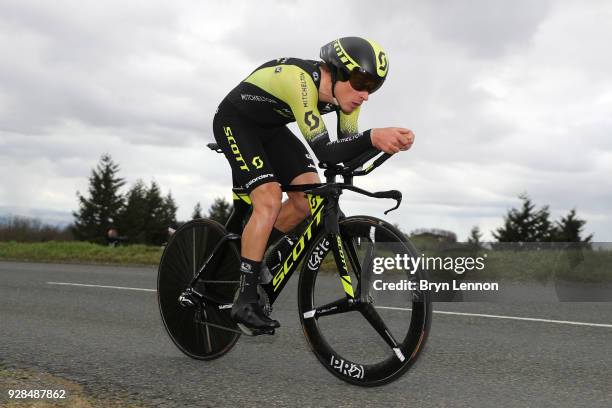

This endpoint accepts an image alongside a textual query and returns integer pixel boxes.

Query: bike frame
[225,184,354,305]
[186,146,399,312]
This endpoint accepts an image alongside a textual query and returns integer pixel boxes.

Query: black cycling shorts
[213,99,317,193]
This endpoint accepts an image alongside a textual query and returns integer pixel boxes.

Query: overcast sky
[1,0,610,241]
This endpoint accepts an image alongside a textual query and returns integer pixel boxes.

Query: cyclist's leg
[275,172,320,232]
[241,182,282,262]
[263,126,320,234]
[231,182,283,332]
[213,102,281,331]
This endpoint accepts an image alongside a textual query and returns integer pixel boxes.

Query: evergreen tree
[144,181,166,245]
[493,194,555,242]
[553,209,593,242]
[116,181,179,245]
[208,197,232,225]
[192,202,203,219]
[467,226,483,248]
[72,154,125,243]
[160,192,178,229]
[116,180,148,244]
[532,204,554,242]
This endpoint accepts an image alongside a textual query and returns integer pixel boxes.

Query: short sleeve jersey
[224,58,372,164]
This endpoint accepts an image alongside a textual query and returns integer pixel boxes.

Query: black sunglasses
[339,68,384,94]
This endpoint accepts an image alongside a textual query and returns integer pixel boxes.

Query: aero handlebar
[320,148,394,178]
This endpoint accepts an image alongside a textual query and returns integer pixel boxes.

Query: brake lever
[382,190,402,214]
[367,189,402,214]
[384,196,402,215]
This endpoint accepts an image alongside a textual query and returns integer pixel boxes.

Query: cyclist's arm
[283,69,372,164]
[309,124,372,165]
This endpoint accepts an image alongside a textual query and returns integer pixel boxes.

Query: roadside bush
[0,215,73,242]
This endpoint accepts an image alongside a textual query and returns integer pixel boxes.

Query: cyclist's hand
[371,128,415,154]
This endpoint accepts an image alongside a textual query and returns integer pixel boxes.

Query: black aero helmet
[320,37,389,94]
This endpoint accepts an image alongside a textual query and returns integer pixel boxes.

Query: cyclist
[212,37,415,333]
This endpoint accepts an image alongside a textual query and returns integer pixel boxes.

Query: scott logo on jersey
[304,111,320,131]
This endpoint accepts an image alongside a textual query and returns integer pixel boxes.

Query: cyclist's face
[335,80,369,114]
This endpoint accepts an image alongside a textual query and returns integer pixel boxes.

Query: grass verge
[1,241,609,282]
[0,241,162,266]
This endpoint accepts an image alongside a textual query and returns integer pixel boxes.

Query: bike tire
[158,218,241,360]
[298,216,432,386]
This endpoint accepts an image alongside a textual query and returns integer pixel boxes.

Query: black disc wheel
[158,218,241,360]
[298,216,432,386]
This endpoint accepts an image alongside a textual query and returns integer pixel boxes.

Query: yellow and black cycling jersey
[224,58,372,164]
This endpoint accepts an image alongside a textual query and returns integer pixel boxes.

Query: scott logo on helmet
[333,40,358,71]
[378,51,388,73]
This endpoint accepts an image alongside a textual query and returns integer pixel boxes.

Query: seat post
[325,173,336,184]
[342,174,354,185]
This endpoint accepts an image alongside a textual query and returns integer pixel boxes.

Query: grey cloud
[0,1,610,241]
[418,0,551,58]
[221,7,338,61]
[0,1,212,141]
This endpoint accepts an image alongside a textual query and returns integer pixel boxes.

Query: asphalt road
[1,261,611,407]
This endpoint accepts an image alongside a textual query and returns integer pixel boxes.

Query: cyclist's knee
[289,172,319,220]
[291,172,320,185]
[250,183,282,222]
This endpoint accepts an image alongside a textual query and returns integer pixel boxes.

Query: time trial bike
[157,145,432,386]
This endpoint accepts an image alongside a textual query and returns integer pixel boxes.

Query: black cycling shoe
[231,300,280,336]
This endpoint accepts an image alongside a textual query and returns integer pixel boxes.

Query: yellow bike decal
[273,195,324,291]
[232,191,252,205]
[336,235,354,298]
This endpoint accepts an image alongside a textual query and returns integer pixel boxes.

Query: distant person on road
[106,227,126,247]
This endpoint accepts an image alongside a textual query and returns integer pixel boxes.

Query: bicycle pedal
[237,323,275,336]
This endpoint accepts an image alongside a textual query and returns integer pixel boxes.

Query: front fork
[323,190,361,301]
[313,208,402,352]
[322,188,377,308]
